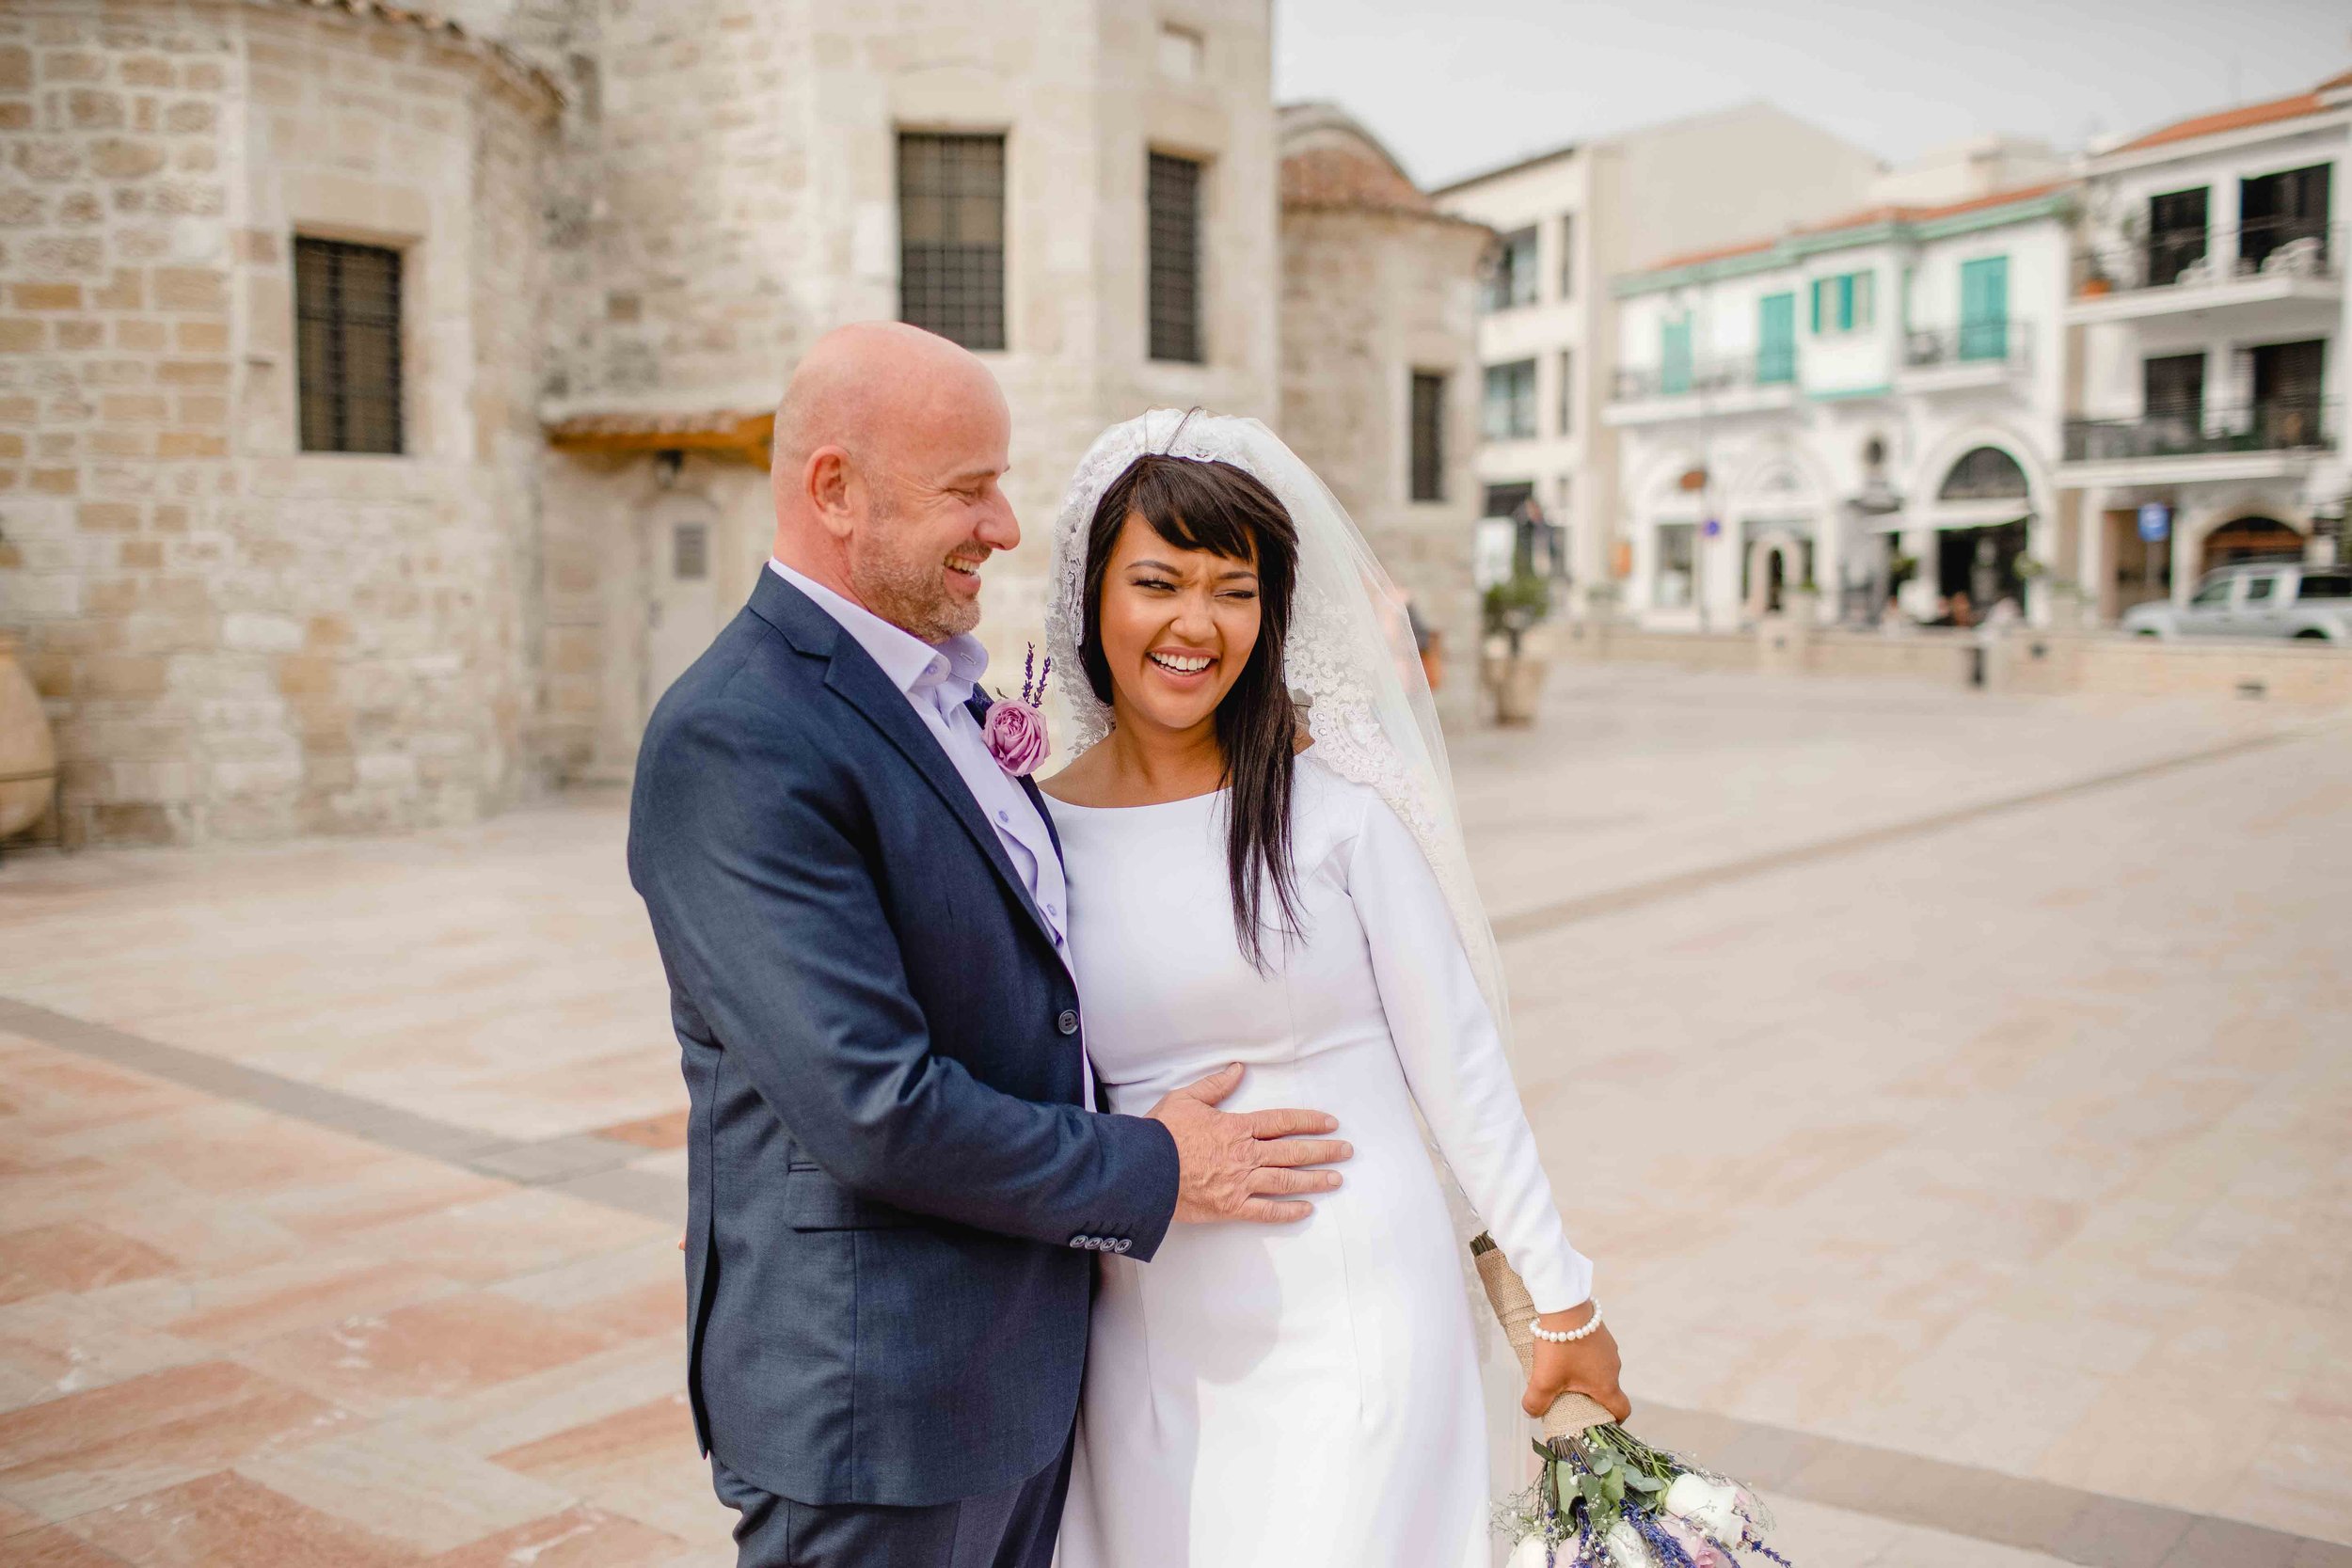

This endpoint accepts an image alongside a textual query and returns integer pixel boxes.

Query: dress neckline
[1043,786,1227,815]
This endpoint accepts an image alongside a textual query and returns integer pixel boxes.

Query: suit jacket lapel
[821,635,1063,956]
[749,569,1064,957]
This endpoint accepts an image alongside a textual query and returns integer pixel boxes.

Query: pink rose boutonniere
[982,646,1052,778]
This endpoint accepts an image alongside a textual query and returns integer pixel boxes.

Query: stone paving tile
[65,1472,420,1568]
[418,1505,691,1568]
[0,1224,180,1306]
[8,1525,135,1567]
[234,1293,628,1418]
[0,1359,358,1519]
[237,1425,580,1554]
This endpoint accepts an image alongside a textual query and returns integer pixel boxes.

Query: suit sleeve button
[1057,1009,1079,1036]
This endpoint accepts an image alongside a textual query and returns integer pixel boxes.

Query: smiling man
[626,322,1353,1568]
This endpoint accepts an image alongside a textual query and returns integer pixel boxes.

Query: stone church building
[0,0,1488,847]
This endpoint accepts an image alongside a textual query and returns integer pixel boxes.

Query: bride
[1039,410,1631,1567]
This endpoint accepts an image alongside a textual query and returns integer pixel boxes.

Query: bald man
[627,324,1349,1568]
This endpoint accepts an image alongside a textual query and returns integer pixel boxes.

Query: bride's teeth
[1151,652,1211,673]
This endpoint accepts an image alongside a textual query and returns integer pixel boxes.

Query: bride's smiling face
[1096,512,1263,736]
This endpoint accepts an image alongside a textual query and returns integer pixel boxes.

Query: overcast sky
[1273,0,2352,188]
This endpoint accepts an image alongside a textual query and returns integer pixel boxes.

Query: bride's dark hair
[1080,454,1303,970]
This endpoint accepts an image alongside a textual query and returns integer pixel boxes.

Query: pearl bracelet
[1530,1302,1603,1344]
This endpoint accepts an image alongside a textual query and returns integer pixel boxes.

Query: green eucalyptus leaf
[1625,1470,1662,1493]
[1579,1473,1606,1508]
[1589,1446,1614,1475]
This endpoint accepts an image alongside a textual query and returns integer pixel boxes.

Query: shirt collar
[767,559,990,702]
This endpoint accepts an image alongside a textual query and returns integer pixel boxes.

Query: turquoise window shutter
[1836,274,1854,331]
[1661,316,1692,395]
[1757,293,1794,384]
[1809,279,1823,333]
[1959,256,2009,360]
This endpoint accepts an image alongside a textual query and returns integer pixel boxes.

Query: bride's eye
[1132,576,1176,593]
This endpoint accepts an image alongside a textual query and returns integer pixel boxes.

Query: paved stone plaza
[1,666,2346,1568]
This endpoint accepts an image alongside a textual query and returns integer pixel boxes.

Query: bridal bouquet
[1473,1236,1791,1568]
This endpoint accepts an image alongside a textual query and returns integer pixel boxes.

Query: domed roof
[1278,103,1437,216]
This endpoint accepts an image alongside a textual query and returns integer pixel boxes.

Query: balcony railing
[1612,353,1795,403]
[2072,219,2343,297]
[1903,319,2032,370]
[2063,398,2338,462]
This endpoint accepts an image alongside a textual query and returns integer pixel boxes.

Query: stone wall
[536,0,1281,780]
[0,1,555,845]
[1279,202,1489,721]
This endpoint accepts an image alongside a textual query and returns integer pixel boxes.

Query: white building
[2061,71,2351,624]
[1433,105,1883,612]
[1605,182,2076,629]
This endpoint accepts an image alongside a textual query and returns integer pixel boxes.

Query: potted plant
[1481,566,1554,726]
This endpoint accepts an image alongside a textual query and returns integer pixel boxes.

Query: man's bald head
[770,322,1018,643]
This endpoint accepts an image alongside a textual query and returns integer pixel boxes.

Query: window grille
[1409,372,1445,501]
[898,133,1008,351]
[294,238,403,454]
[1148,152,1203,363]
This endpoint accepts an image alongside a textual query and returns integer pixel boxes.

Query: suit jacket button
[1057,1009,1079,1036]
[1069,1236,1089,1248]
[1114,1239,1132,1254]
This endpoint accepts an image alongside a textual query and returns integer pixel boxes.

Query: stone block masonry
[0,1,558,846]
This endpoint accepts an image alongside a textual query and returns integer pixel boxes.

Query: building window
[294,237,403,454]
[1660,316,1692,396]
[1483,482,1534,520]
[1809,270,1875,336]
[1656,522,1695,608]
[1756,293,1795,384]
[1482,359,1537,440]
[1148,151,1204,363]
[1484,226,1539,312]
[1409,372,1446,501]
[898,132,1007,352]
[1157,23,1204,82]
[1957,256,2009,360]
[1558,214,1575,300]
[2145,186,2209,286]
[1555,350,1574,436]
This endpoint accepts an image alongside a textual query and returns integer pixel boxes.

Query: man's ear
[806,447,856,539]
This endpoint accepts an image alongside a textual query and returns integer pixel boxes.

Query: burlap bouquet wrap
[1471,1233,1613,1441]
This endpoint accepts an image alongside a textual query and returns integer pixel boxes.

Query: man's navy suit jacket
[627,569,1180,1508]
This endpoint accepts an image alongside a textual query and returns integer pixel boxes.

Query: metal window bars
[1148,152,1203,363]
[294,238,404,454]
[898,134,1008,352]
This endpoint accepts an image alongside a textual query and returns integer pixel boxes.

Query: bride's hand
[1523,1305,1631,1423]
[1148,1063,1352,1224]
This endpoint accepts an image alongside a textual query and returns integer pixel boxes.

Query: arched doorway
[2200,515,2304,574]
[1932,446,2031,615]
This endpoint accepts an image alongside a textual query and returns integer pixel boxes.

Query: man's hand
[1521,1303,1631,1423]
[1148,1063,1351,1224]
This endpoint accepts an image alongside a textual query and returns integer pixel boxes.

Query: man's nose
[976,492,1020,552]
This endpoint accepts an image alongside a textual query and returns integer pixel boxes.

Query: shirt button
[996,809,1009,824]
[1057,1009,1079,1036]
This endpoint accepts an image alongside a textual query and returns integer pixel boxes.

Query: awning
[545,408,773,467]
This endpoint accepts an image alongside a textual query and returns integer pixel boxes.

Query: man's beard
[850,511,983,644]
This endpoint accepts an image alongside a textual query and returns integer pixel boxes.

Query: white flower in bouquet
[1603,1519,1654,1566]
[1504,1535,1553,1568]
[1662,1474,1749,1541]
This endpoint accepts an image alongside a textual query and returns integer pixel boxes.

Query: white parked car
[2122,562,2352,643]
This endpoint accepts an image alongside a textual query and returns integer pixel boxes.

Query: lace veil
[1041,408,1512,1051]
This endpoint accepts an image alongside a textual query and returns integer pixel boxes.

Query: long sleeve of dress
[1345,792,1595,1313]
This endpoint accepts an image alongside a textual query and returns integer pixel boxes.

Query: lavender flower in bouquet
[1472,1235,1791,1568]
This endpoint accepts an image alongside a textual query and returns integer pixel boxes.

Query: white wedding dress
[1047,754,1590,1568]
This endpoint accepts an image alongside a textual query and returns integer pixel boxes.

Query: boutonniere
[982,645,1052,778]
